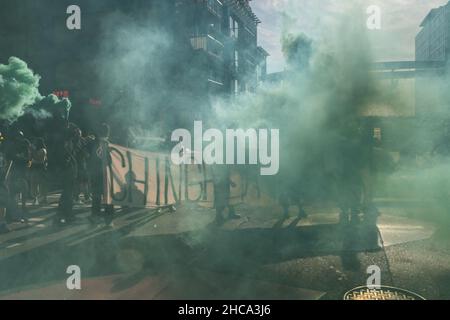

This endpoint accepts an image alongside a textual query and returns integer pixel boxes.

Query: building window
[230,16,239,39]
[234,49,239,72]
[256,65,261,84]
[374,128,382,141]
[233,79,239,95]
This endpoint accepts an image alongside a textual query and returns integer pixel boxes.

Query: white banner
[104,144,259,209]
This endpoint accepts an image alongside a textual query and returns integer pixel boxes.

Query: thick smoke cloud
[0,57,41,122]
[95,7,207,142]
[282,33,312,69]
[212,2,387,202]
[212,0,450,228]
[35,94,72,121]
[0,57,72,127]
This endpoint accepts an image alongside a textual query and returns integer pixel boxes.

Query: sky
[252,0,449,73]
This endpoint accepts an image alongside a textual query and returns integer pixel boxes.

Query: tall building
[415,2,450,117]
[414,2,450,154]
[416,1,450,62]
[184,0,268,95]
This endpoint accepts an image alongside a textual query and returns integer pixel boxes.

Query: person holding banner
[212,165,241,226]
[279,187,308,221]
[30,138,48,206]
[88,123,114,227]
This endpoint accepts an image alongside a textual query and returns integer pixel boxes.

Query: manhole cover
[344,286,425,300]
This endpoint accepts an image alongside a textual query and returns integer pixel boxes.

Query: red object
[53,90,70,98]
[89,98,102,107]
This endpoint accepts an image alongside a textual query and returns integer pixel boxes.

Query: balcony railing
[190,34,224,59]
[204,0,223,18]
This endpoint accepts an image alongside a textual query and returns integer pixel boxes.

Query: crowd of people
[0,122,112,234]
[0,115,388,236]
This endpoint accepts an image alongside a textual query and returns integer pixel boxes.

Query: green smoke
[212,1,450,231]
[282,33,313,69]
[213,2,392,203]
[36,94,72,121]
[0,57,42,121]
[0,57,73,123]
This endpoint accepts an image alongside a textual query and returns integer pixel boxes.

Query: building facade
[0,0,267,97]
[184,0,268,95]
[413,2,450,154]
[0,0,268,136]
[416,1,450,62]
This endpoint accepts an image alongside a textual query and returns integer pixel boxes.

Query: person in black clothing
[212,165,241,226]
[0,184,9,234]
[47,122,79,226]
[0,132,10,233]
[3,130,32,222]
[88,123,114,227]
[279,185,308,220]
[72,129,93,204]
[30,138,48,206]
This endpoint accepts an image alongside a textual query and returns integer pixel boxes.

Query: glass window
[233,79,239,95]
[230,16,239,38]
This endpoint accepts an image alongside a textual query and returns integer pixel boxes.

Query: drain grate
[344,286,425,300]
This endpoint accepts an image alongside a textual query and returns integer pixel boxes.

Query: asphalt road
[0,195,448,300]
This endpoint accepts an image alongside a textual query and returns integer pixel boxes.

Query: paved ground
[0,194,448,300]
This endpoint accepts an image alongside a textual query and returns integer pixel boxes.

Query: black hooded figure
[45,104,78,226]
[3,129,32,222]
[54,123,79,225]
[212,165,241,225]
